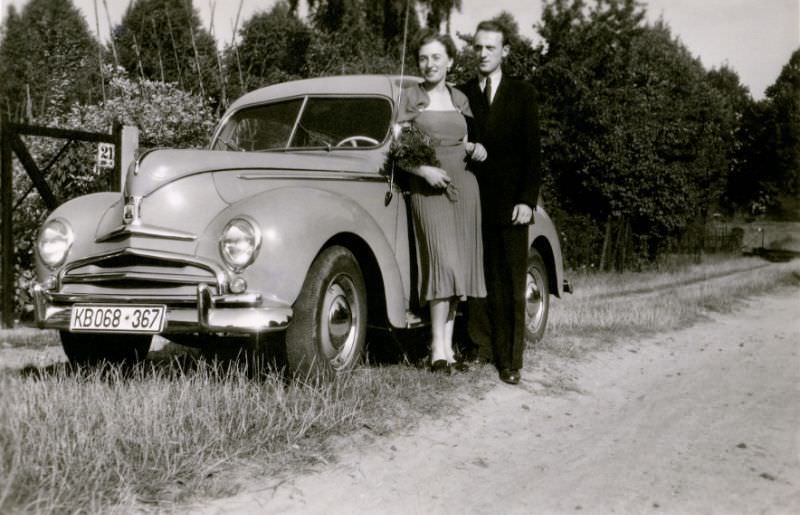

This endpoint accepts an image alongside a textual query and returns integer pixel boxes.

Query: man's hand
[511,203,533,225]
[468,142,488,162]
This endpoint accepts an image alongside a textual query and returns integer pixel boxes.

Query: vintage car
[33,75,570,374]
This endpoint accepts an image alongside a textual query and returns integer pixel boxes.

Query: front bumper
[32,283,293,334]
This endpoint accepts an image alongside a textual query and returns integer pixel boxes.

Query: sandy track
[193,288,800,515]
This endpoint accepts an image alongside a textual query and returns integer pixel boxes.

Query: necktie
[484,76,492,106]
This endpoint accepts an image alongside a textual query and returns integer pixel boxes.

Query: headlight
[219,218,261,271]
[37,218,74,269]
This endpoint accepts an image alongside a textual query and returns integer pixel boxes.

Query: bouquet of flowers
[384,123,457,201]
[385,123,440,172]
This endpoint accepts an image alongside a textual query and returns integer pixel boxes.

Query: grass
[0,328,59,349]
[1,255,799,513]
[565,255,770,299]
[0,355,483,514]
[543,256,800,352]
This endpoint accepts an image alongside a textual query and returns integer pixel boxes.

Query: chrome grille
[58,248,225,295]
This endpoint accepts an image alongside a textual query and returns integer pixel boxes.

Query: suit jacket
[458,76,542,226]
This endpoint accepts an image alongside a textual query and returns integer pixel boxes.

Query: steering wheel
[335,135,380,148]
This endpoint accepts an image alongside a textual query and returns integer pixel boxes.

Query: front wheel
[60,331,152,365]
[525,249,550,344]
[286,246,367,379]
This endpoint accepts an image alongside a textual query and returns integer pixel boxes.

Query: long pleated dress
[408,108,486,303]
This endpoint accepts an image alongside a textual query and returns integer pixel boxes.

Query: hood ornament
[122,196,143,225]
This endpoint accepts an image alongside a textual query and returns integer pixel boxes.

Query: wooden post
[599,217,612,272]
[112,121,122,191]
[1,119,14,328]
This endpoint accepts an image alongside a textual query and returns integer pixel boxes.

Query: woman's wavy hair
[412,30,457,64]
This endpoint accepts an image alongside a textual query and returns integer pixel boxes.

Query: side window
[214,99,303,151]
[290,97,392,149]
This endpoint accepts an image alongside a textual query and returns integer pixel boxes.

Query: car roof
[228,75,423,111]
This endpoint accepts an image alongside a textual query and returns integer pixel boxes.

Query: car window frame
[211,93,394,153]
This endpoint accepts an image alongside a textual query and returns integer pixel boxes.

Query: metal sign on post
[97,142,115,169]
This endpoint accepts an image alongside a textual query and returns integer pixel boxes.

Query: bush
[57,66,215,149]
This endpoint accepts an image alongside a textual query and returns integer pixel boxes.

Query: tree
[301,0,417,77]
[112,0,219,101]
[0,0,102,120]
[763,48,800,217]
[533,0,744,266]
[729,49,800,219]
[302,0,414,44]
[420,0,462,32]
[706,65,756,216]
[222,2,311,100]
[728,100,772,216]
[224,0,418,93]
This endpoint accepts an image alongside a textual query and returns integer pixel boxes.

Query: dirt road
[194,288,800,515]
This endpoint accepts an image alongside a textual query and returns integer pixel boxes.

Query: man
[459,20,542,385]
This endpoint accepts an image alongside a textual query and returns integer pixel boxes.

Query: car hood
[125,148,383,197]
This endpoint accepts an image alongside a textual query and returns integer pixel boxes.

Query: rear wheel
[60,331,152,365]
[525,249,550,344]
[286,246,367,379]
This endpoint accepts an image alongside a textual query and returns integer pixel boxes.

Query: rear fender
[528,208,566,297]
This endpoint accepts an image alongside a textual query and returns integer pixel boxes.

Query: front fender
[35,192,121,281]
[196,186,408,326]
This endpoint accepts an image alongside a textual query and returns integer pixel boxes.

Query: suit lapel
[487,77,510,124]
[465,79,489,126]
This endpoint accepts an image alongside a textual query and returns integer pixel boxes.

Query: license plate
[70,304,166,333]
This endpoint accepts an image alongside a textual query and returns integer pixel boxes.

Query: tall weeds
[0,361,447,513]
[548,257,800,337]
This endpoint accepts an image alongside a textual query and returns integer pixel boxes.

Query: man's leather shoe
[499,368,520,385]
[450,361,469,373]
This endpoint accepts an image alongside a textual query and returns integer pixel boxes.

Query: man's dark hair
[475,20,509,46]
[412,29,457,62]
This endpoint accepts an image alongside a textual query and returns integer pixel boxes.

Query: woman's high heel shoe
[430,359,451,374]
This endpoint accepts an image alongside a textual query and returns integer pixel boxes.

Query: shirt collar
[479,69,503,90]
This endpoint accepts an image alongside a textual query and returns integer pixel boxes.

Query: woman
[398,31,487,373]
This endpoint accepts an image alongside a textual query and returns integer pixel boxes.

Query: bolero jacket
[396,83,474,123]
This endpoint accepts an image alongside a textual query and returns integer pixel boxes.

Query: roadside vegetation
[0,327,58,349]
[549,257,800,340]
[1,256,798,514]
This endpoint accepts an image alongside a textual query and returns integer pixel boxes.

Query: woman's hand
[418,165,451,189]
[466,142,488,162]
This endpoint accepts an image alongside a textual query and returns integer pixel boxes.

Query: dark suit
[459,75,542,371]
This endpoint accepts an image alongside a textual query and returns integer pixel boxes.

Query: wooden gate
[0,119,125,328]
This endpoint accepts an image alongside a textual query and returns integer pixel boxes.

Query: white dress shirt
[479,69,503,105]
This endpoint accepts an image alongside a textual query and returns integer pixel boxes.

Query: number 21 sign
[96,142,115,169]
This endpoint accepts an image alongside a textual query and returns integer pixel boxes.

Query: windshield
[213,96,392,151]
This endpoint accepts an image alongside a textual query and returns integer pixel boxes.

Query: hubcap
[321,275,360,370]
[526,268,545,330]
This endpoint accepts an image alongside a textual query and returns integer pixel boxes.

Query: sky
[1,0,798,99]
